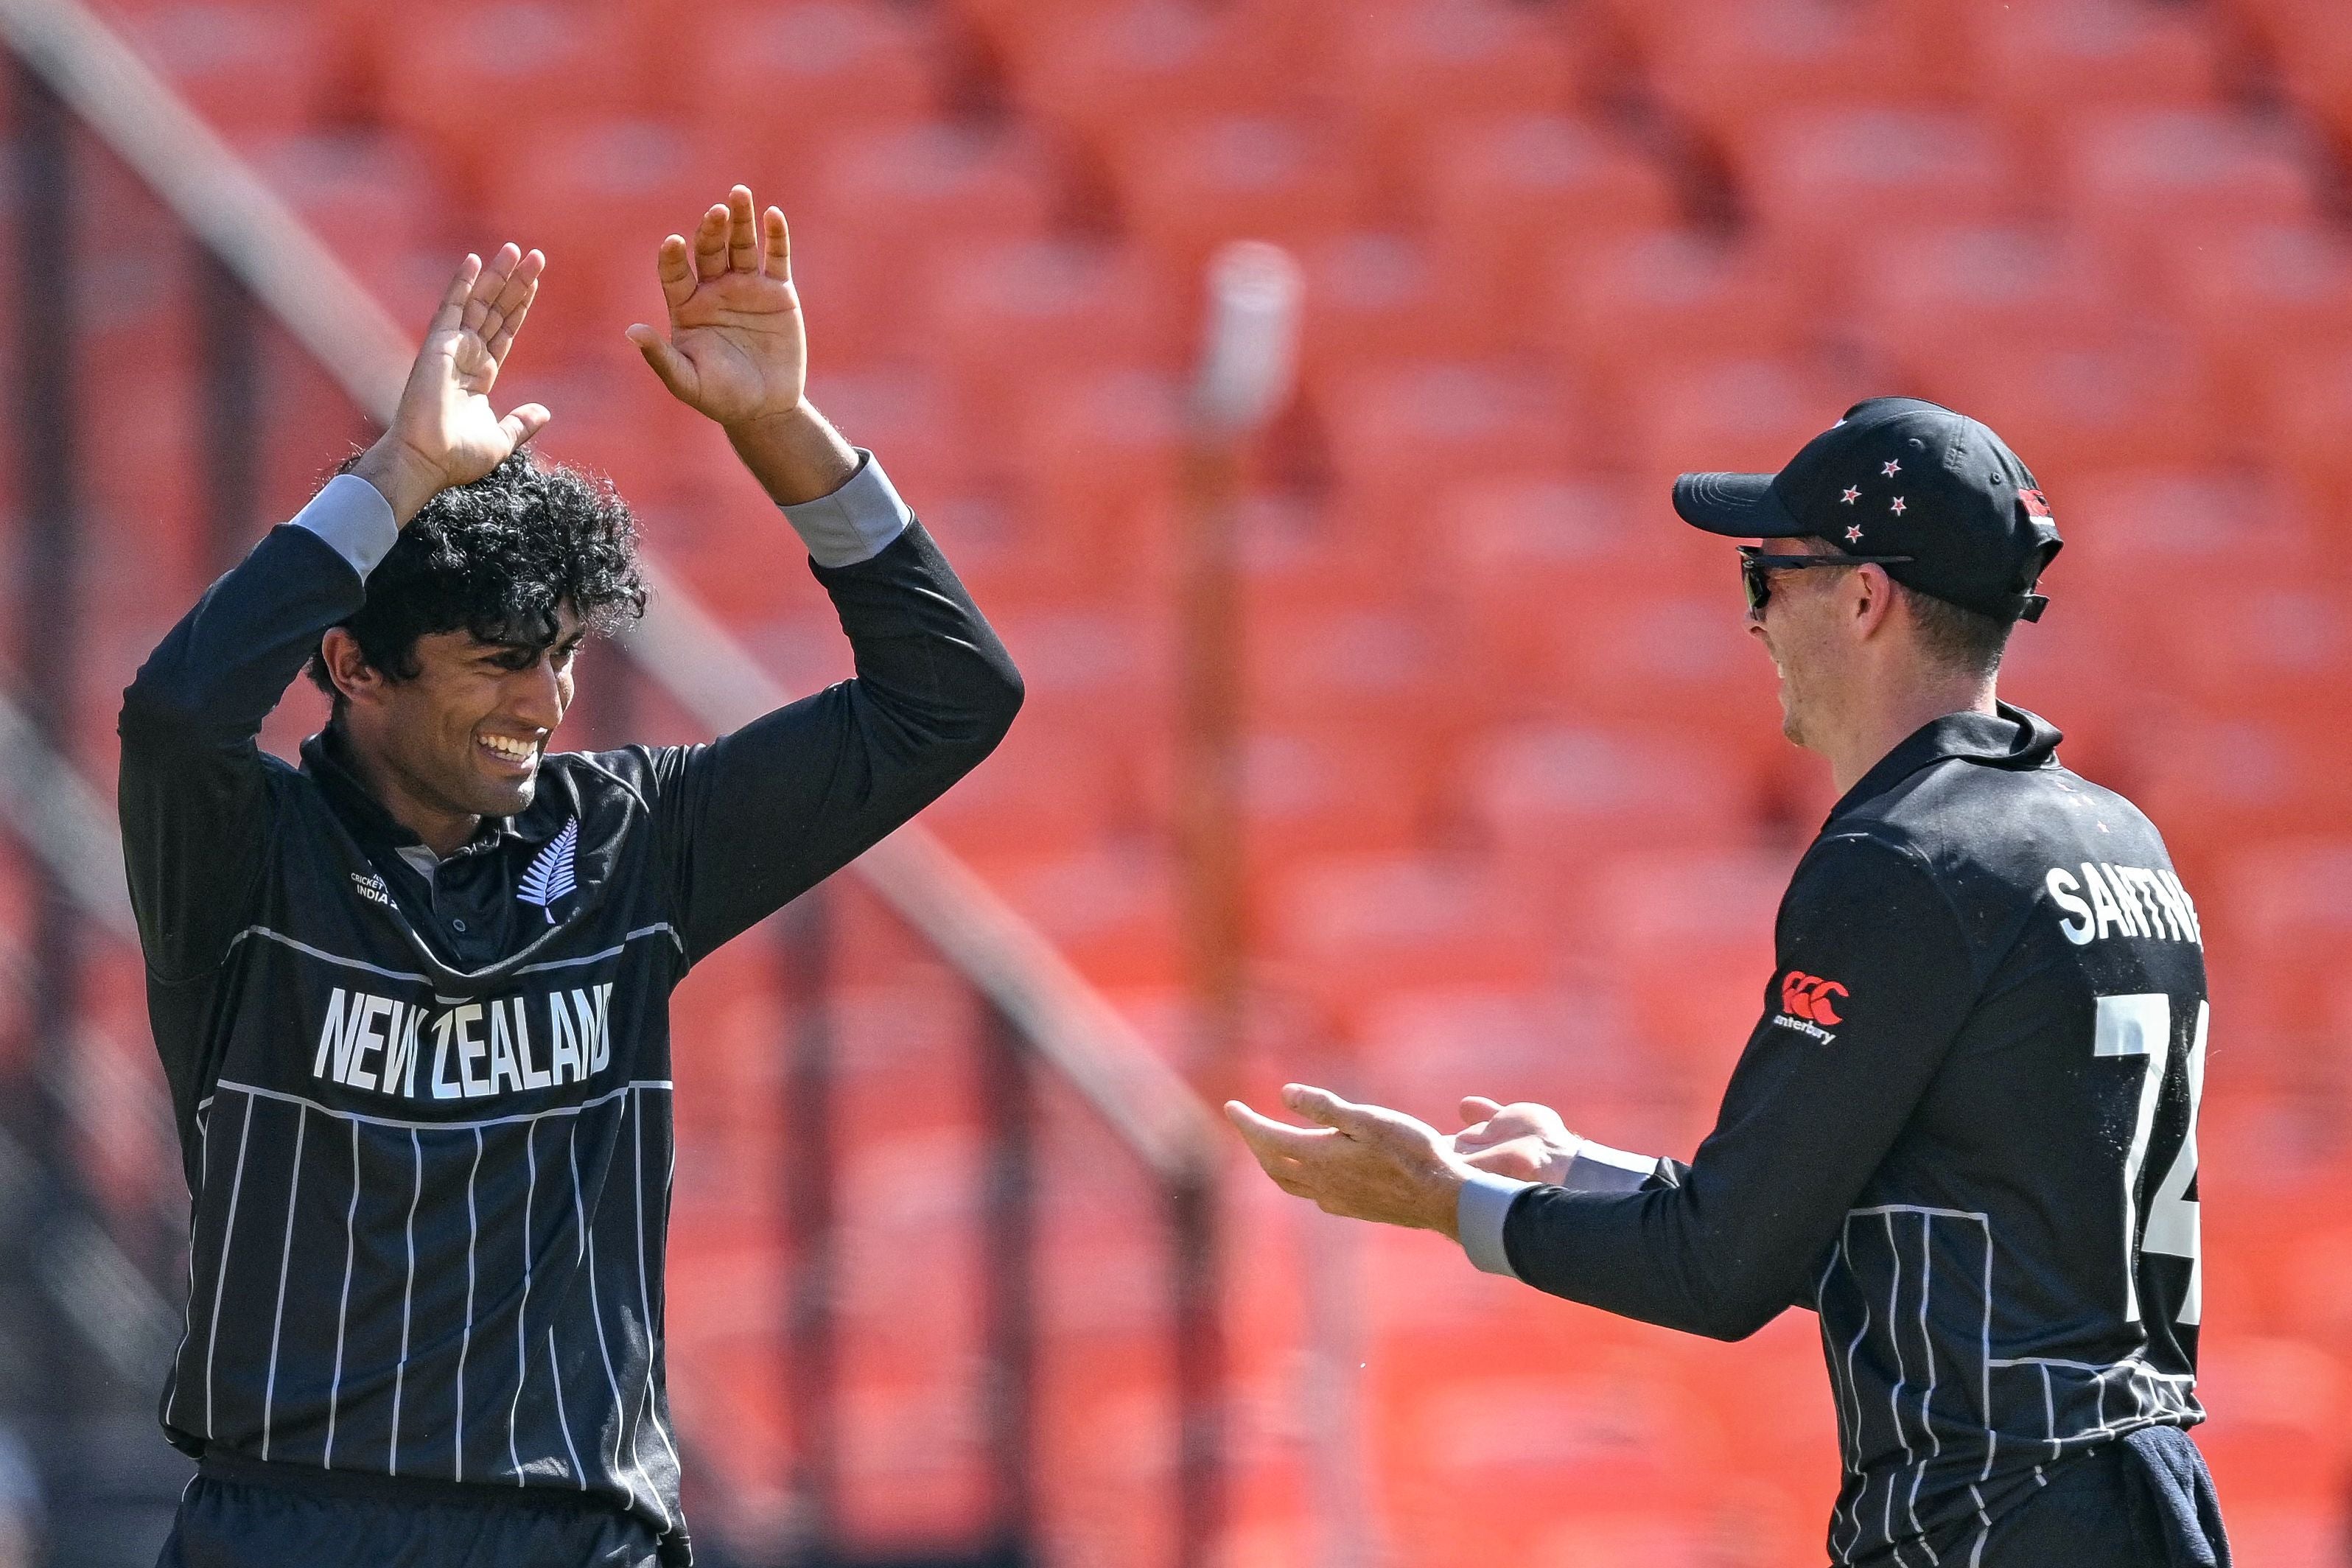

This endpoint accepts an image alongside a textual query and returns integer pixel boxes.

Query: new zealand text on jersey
[311,983,616,1102]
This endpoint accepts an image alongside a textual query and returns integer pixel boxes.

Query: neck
[332,721,483,859]
[1820,671,1999,797]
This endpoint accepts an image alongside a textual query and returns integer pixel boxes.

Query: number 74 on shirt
[2094,993,2208,1327]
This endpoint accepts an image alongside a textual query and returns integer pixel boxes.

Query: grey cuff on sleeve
[1457,1172,1535,1278]
[779,448,912,569]
[292,472,399,580]
[1558,1139,1664,1194]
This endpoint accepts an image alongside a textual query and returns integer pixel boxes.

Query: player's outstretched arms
[353,244,551,525]
[626,184,859,505]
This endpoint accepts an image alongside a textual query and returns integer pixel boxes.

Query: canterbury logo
[1780,970,1848,1026]
[517,817,578,923]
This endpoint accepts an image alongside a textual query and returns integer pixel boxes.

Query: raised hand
[356,245,550,525]
[1449,1096,1580,1185]
[1225,1085,1471,1238]
[627,186,805,430]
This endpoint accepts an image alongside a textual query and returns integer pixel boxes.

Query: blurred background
[2,0,2351,1563]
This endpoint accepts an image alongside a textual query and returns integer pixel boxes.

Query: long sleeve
[1494,833,1982,1341]
[117,476,397,984]
[638,460,1021,962]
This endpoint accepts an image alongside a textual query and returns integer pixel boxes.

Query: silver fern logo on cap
[517,817,578,924]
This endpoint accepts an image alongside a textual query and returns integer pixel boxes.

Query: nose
[511,654,567,733]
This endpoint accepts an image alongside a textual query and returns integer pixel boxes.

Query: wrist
[724,399,859,506]
[350,438,441,528]
[1427,1159,1471,1241]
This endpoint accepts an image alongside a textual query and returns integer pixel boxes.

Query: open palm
[628,186,805,429]
[388,245,548,491]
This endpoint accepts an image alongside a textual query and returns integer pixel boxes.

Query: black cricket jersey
[117,461,1021,1564]
[1477,706,2213,1566]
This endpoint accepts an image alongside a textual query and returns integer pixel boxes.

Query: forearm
[1497,1179,1806,1341]
[727,401,861,511]
[672,459,1021,956]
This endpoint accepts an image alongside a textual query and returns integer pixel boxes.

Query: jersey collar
[1827,701,2064,823]
[301,725,561,859]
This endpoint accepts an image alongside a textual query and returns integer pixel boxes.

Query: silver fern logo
[517,817,578,924]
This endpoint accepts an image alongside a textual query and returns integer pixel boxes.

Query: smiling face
[323,603,584,852]
[1745,535,1856,750]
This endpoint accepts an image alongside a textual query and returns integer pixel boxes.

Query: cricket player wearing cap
[1228,399,2230,1565]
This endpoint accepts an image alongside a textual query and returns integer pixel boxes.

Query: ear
[319,627,387,707]
[1849,563,1900,641]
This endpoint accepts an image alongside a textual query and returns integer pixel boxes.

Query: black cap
[1673,396,2062,623]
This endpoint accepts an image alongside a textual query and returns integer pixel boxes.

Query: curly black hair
[307,449,648,699]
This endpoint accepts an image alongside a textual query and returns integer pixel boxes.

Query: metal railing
[0,1,1231,1562]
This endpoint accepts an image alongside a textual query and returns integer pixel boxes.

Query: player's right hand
[1449,1096,1580,1186]
[356,245,551,526]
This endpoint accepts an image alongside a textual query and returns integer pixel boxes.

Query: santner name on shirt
[311,983,617,1101]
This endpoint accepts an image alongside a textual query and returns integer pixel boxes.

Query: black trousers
[1980,1425,2231,1567]
[158,1463,665,1568]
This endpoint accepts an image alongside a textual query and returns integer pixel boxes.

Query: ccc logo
[1781,971,1849,1026]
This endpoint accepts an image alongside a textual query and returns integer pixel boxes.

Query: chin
[468,773,537,819]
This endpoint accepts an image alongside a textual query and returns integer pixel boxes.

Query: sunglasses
[1738,547,1917,615]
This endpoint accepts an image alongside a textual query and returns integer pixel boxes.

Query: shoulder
[1860,755,2171,873]
[539,746,668,808]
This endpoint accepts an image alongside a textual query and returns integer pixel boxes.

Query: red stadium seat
[1469,723,1757,945]
[1734,111,2020,295]
[2225,0,2352,146]
[2063,108,2321,290]
[1416,116,1679,351]
[1317,360,1583,555]
[1295,232,1489,382]
[474,119,705,355]
[1592,847,1793,1061]
[1110,115,1368,287]
[920,239,1176,447]
[1637,0,1928,150]
[112,2,333,141]
[1427,472,1718,701]
[1543,231,1809,397]
[1241,599,1463,735]
[2269,345,2352,503]
[2163,225,2352,446]
[1001,0,1292,167]
[1849,228,2123,388]
[1002,366,1185,586]
[682,2,939,191]
[1270,853,1548,1021]
[978,844,1183,990]
[1329,0,1582,208]
[1957,0,2222,163]
[813,122,1057,258]
[375,1,643,205]
[1238,723,1438,883]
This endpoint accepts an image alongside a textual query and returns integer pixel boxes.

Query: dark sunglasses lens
[1741,559,1768,614]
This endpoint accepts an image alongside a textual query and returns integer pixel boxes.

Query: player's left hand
[1449,1095,1580,1185]
[628,185,805,430]
[1225,1085,1471,1239]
